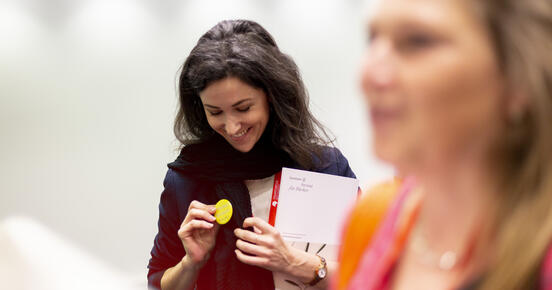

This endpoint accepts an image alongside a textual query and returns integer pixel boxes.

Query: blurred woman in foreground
[337,0,552,289]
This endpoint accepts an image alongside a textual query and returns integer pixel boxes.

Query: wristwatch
[308,255,327,286]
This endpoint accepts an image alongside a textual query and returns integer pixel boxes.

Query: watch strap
[308,255,327,286]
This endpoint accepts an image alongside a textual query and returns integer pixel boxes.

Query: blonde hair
[473,0,552,288]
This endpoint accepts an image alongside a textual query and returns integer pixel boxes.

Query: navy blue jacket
[148,147,356,289]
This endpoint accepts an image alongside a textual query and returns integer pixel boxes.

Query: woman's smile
[227,127,251,142]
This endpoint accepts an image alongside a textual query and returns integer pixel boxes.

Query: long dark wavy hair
[174,19,333,170]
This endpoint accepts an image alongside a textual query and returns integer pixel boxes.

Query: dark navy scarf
[168,133,292,290]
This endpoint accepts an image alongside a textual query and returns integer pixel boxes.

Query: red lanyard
[268,171,282,226]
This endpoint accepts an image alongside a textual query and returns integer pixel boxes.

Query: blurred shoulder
[337,178,401,286]
[541,242,552,289]
[350,178,402,220]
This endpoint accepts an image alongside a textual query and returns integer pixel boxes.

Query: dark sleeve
[147,169,190,289]
[333,147,356,179]
[316,147,357,178]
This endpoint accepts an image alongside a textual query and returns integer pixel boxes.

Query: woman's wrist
[286,247,322,284]
[180,255,203,273]
[161,256,202,290]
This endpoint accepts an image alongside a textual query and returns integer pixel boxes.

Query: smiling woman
[337,0,552,289]
[174,19,333,170]
[147,20,356,290]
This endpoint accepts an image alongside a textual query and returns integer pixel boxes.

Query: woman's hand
[234,217,321,284]
[233,217,296,273]
[178,200,220,269]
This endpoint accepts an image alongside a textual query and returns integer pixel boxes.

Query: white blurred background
[0,0,392,286]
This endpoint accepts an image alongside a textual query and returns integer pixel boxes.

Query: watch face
[318,268,327,279]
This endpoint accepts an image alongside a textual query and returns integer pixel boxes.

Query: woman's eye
[236,106,251,113]
[397,33,436,52]
[208,111,222,116]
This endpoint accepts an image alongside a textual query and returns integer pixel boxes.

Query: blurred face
[200,77,270,153]
[361,0,507,172]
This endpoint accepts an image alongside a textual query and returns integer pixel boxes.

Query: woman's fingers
[235,249,268,267]
[235,238,271,257]
[188,200,216,214]
[178,220,214,236]
[185,208,216,223]
[253,226,262,234]
[234,219,296,273]
[243,217,275,234]
[182,200,216,225]
[234,228,271,246]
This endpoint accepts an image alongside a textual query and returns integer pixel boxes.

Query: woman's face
[361,0,507,172]
[200,77,270,153]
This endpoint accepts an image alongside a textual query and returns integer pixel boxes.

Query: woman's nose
[361,40,396,93]
[224,117,242,135]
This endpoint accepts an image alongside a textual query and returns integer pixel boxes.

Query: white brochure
[273,167,359,245]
